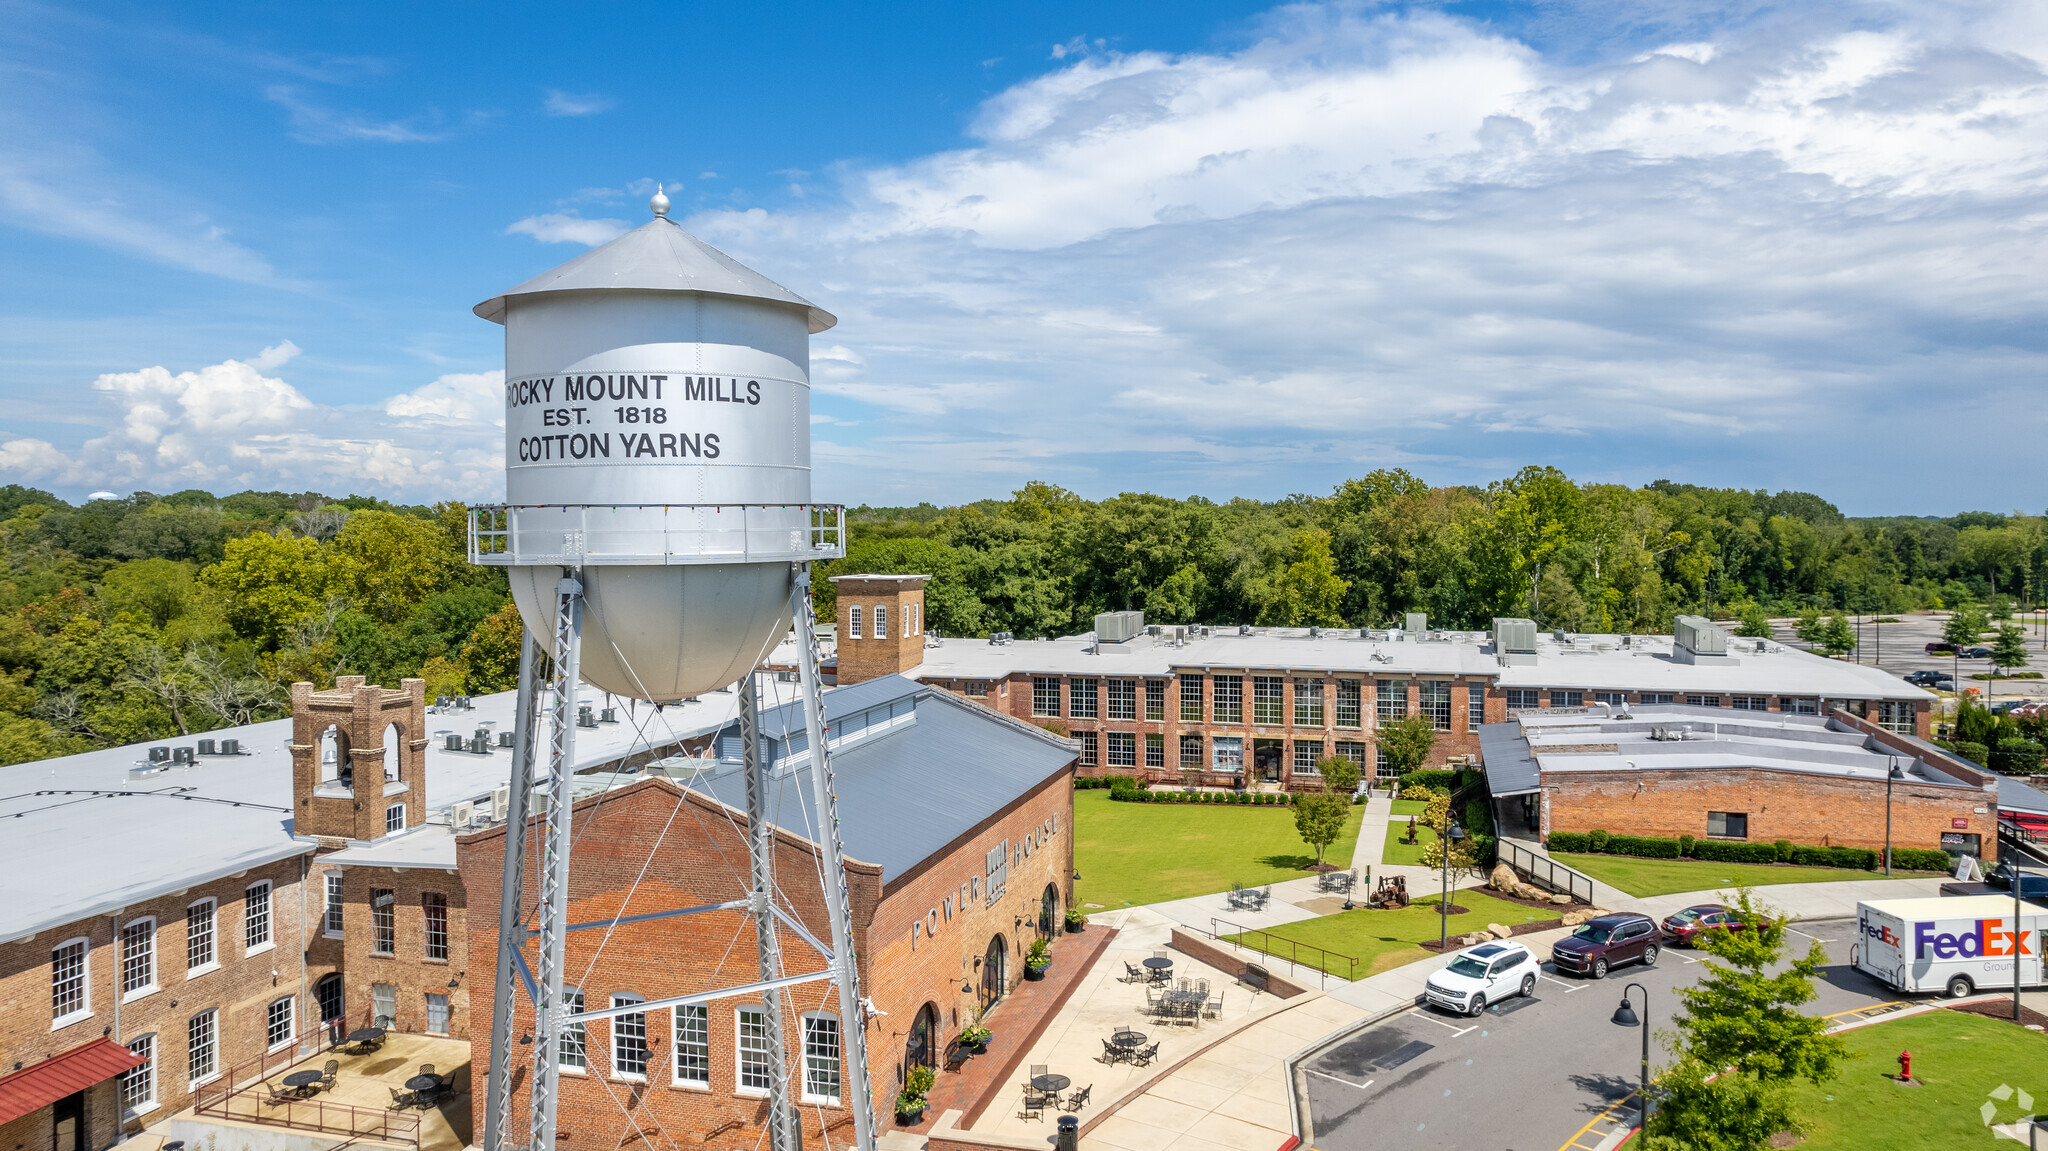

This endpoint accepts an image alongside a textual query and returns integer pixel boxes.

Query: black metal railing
[1502,839,1596,905]
[1207,917,1364,983]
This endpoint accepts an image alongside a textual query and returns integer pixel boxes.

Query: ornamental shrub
[1952,741,1989,767]
[1773,840,1793,863]
[1891,848,1953,872]
[1694,840,1776,864]
[1604,834,1682,859]
[1678,834,1696,856]
[1993,737,2046,775]
[1547,831,1591,853]
[1588,829,1610,852]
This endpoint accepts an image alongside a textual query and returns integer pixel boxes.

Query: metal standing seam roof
[473,216,837,333]
[0,1038,146,1126]
[1478,722,1541,796]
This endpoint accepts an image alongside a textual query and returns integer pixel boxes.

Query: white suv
[1423,941,1540,1016]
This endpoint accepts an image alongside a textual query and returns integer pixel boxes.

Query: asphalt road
[1300,919,1904,1151]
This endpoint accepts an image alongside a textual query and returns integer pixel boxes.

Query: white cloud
[543,90,615,117]
[250,340,301,370]
[265,86,448,144]
[505,213,630,246]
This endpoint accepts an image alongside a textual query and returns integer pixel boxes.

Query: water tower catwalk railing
[472,506,872,1151]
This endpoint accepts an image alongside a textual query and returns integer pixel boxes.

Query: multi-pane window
[1032,677,1060,717]
[1335,680,1361,728]
[847,606,862,640]
[52,939,87,1022]
[560,989,588,1070]
[1106,732,1136,767]
[385,804,405,834]
[1875,701,1915,735]
[1293,740,1323,772]
[1252,676,1284,725]
[371,889,395,955]
[802,1015,842,1104]
[244,882,271,951]
[1592,691,1626,706]
[1179,675,1204,722]
[1145,679,1166,721]
[675,1005,710,1087]
[1377,680,1407,721]
[423,893,449,961]
[1179,734,1204,768]
[1212,736,1244,770]
[1505,689,1540,710]
[873,604,888,639]
[118,1035,154,1113]
[187,1010,218,1086]
[1707,811,1749,839]
[1376,747,1397,779]
[1145,733,1165,768]
[372,983,397,1030]
[266,996,295,1051]
[1212,676,1243,724]
[963,680,989,698]
[186,899,216,972]
[1784,697,1818,715]
[1685,694,1719,708]
[611,994,648,1078]
[1106,679,1137,721]
[1731,695,1768,711]
[737,1008,772,1093]
[1294,679,1324,727]
[1335,740,1369,769]
[120,919,156,996]
[324,873,344,936]
[1419,681,1452,731]
[1077,732,1098,766]
[1640,693,1676,705]
[1069,678,1099,719]
[425,993,450,1034]
[1550,689,1584,708]
[1468,682,1486,728]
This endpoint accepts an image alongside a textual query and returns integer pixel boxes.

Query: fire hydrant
[1897,1050,1912,1082]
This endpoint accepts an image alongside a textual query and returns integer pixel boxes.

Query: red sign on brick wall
[1952,817,1969,829]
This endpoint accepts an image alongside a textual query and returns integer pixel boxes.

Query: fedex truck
[1854,896,2048,998]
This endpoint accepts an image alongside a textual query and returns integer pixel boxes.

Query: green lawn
[1220,889,1553,979]
[1553,852,1943,899]
[1383,818,1436,866]
[1784,1010,2048,1149]
[1390,799,1429,816]
[1072,790,1365,908]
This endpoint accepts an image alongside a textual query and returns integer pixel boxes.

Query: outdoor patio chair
[262,1083,295,1107]
[1204,992,1224,1019]
[1195,978,1209,994]
[1018,1086,1045,1121]
[419,1064,436,1079]
[1133,1043,1160,1068]
[320,1060,339,1089]
[1241,962,1269,993]
[1065,1085,1092,1113]
[1122,961,1147,983]
[388,1087,414,1111]
[1100,1039,1126,1064]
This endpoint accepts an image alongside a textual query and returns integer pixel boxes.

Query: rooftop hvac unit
[1239,623,1252,636]
[1492,617,1539,654]
[1673,615,1727,656]
[1095,611,1144,644]
[197,739,217,756]
[147,746,170,764]
[1405,612,1428,635]
[577,707,599,730]
[221,738,241,755]
[172,747,195,765]
[498,730,516,748]
[530,789,549,817]
[1309,626,1320,638]
[452,801,476,830]
[467,735,490,754]
[599,707,618,723]
[456,695,472,709]
[445,734,464,752]
[434,695,451,709]
[491,786,510,821]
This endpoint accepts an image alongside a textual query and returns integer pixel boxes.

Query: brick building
[1479,700,2005,860]
[458,675,1077,1145]
[835,595,1937,791]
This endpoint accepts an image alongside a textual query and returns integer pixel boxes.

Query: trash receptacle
[1057,1115,1079,1151]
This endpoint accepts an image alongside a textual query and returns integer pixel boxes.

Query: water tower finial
[650,184,670,217]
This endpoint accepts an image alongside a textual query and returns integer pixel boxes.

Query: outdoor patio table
[281,1070,324,1096]
[347,1027,385,1045]
[1111,1029,1146,1048]
[1030,1074,1071,1094]
[405,1074,442,1093]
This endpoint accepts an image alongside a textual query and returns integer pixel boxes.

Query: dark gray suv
[1550,912,1660,979]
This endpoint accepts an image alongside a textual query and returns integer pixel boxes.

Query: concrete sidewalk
[1507,836,1952,921]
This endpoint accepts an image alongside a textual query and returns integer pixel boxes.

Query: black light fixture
[1610,996,1639,1028]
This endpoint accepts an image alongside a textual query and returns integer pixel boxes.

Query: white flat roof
[907,628,1929,701]
[1518,704,1973,788]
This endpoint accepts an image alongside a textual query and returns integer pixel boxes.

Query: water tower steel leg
[529,574,585,1151]
[789,565,878,1150]
[740,676,802,1151]
[484,636,543,1151]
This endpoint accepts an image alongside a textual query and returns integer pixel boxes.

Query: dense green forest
[4,466,2045,766]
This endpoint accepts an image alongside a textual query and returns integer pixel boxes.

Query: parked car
[1424,940,1541,1016]
[1659,904,1768,947]
[1903,670,1954,687]
[1551,912,1661,978]
[1926,642,1958,655]
[1963,646,1994,659]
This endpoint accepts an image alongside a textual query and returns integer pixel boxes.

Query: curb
[1283,995,1422,1147]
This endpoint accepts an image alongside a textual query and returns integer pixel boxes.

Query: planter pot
[1065,920,1086,934]
[1024,963,1049,981]
[896,1103,927,1124]
[960,1039,987,1056]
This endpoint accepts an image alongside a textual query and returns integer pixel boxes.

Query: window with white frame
[1336,740,1369,770]
[385,803,405,834]
[371,889,395,955]
[265,996,295,1051]
[1106,732,1136,767]
[1212,676,1242,723]
[1376,680,1407,720]
[120,918,156,997]
[1293,740,1323,772]
[1685,694,1719,708]
[1144,733,1164,768]
[425,993,450,1035]
[874,604,888,638]
[737,1007,772,1094]
[52,939,88,1023]
[1145,679,1166,721]
[186,899,216,973]
[963,680,989,698]
[560,989,587,1071]
[674,1004,710,1087]
[1419,681,1452,731]
[1212,735,1243,770]
[1032,677,1060,716]
[1252,676,1284,725]
[1640,693,1675,705]
[1179,734,1203,768]
[1469,681,1487,728]
[244,881,272,952]
[372,983,397,1029]
[1077,731,1097,766]
[1106,678,1136,721]
[1549,689,1583,708]
[847,605,862,640]
[1592,691,1626,706]
[1504,689,1540,710]
[187,1010,218,1086]
[1068,677,1098,719]
[1335,680,1361,728]
[1876,700,1915,735]
[611,994,648,1079]
[802,1014,842,1104]
[1731,695,1768,711]
[118,1034,155,1114]
[1179,675,1204,722]
[1784,697,1818,715]
[423,892,449,961]
[324,873,344,936]
[1294,679,1324,727]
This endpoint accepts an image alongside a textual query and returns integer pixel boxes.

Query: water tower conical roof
[474,216,836,333]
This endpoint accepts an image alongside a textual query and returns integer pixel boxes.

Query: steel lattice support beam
[483,636,543,1151]
[529,573,585,1151]
[741,676,803,1151]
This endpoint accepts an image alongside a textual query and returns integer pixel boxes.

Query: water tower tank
[469,192,842,701]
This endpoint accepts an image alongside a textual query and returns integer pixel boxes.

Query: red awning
[0,1039,147,1126]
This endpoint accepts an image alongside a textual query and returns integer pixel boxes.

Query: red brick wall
[834,577,928,686]
[0,855,314,1140]
[1542,765,1994,857]
[336,865,471,1039]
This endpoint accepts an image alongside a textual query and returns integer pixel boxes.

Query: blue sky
[1,0,2044,514]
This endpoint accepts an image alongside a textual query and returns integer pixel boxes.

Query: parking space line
[1305,1068,1374,1091]
[1415,1015,1477,1036]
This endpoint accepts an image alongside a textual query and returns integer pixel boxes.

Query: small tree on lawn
[1378,714,1438,779]
[1944,604,1988,649]
[1817,613,1856,658]
[1317,754,1362,796]
[1642,885,1845,1151]
[1416,787,1479,878]
[1293,794,1350,869]
[1992,623,2028,677]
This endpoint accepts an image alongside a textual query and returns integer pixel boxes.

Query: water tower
[469,189,872,1151]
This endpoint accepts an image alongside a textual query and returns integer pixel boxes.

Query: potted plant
[1064,907,1088,934]
[957,1023,991,1055]
[1024,937,1052,980]
[894,1065,935,1123]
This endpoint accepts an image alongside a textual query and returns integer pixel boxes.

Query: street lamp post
[1613,984,1652,1135]
[2016,861,2035,1024]
[1884,758,1904,876]
[1438,820,1467,949]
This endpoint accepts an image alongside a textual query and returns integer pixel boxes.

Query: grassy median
[1071,790,1365,909]
[1220,889,1553,979]
[1552,852,1943,899]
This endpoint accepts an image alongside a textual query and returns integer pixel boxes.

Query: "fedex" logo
[1861,921,1900,948]
[1915,918,2035,960]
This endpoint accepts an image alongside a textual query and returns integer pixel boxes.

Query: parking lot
[1774,610,2048,704]
[1299,919,1905,1151]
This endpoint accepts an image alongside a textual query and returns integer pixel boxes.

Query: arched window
[979,935,1007,1012]
[382,721,403,782]
[1038,883,1059,941]
[319,725,349,788]
[904,1002,940,1072]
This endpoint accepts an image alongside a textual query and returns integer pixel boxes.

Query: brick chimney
[829,574,929,685]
